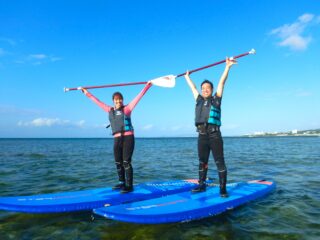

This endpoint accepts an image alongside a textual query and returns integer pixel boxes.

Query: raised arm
[184,70,200,100]
[81,88,112,113]
[124,82,152,114]
[216,57,237,98]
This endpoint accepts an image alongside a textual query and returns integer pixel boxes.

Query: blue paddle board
[0,179,200,213]
[93,180,276,224]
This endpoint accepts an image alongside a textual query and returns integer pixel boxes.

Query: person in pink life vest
[81,82,152,193]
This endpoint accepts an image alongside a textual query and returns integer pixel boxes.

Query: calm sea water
[0,137,319,240]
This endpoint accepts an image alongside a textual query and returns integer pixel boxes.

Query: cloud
[270,13,320,51]
[18,118,85,128]
[29,54,47,60]
[0,37,62,65]
[141,124,153,130]
[26,54,62,65]
[278,35,311,50]
[0,37,16,46]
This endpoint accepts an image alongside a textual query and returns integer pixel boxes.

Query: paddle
[64,75,176,92]
[64,49,255,92]
[64,81,149,92]
[176,48,256,77]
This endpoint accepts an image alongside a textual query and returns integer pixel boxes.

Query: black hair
[201,79,213,89]
[112,92,123,100]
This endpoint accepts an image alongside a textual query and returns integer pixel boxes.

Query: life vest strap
[196,124,220,135]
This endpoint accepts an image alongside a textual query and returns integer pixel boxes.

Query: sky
[1,0,320,138]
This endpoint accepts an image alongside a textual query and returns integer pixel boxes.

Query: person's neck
[202,95,212,100]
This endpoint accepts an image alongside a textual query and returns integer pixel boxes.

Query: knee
[123,161,132,169]
[199,162,208,170]
[215,158,226,172]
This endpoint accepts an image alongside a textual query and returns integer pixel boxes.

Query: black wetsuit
[113,135,135,189]
[195,94,227,195]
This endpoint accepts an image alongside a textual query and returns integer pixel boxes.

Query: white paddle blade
[249,48,256,54]
[150,75,176,88]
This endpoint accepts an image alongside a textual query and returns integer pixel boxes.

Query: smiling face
[113,94,123,109]
[201,82,213,99]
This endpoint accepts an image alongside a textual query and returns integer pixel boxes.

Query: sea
[0,137,319,240]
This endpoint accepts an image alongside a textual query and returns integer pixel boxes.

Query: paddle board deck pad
[93,180,276,224]
[0,179,201,213]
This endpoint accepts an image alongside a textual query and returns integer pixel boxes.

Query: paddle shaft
[65,49,255,91]
[176,50,252,78]
[64,81,148,92]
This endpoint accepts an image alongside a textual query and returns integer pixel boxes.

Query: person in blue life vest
[184,57,237,197]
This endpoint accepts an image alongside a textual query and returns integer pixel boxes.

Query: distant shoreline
[243,134,320,138]
[243,128,320,138]
[0,135,319,139]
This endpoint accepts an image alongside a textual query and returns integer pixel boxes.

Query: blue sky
[1,0,319,138]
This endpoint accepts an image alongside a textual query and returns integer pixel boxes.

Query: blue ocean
[0,137,319,240]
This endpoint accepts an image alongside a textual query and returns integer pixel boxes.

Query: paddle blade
[150,75,176,88]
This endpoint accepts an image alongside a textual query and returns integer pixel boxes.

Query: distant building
[254,131,265,135]
[244,128,320,137]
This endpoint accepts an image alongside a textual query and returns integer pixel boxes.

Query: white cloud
[278,35,311,50]
[27,54,62,65]
[270,13,320,51]
[18,118,85,128]
[0,37,16,46]
[298,13,314,23]
[29,54,47,60]
[0,38,62,65]
[141,124,153,130]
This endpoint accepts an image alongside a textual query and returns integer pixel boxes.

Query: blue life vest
[195,95,221,126]
[109,107,134,135]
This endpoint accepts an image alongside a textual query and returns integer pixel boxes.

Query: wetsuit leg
[198,134,210,183]
[121,135,135,193]
[113,137,125,184]
[192,134,210,192]
[209,131,228,197]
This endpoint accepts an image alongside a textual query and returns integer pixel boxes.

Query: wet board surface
[94,180,276,224]
[0,179,200,213]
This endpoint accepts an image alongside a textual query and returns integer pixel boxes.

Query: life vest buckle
[197,124,220,135]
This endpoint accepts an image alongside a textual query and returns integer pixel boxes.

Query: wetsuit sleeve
[196,94,203,103]
[124,82,152,115]
[213,93,222,108]
[83,89,112,113]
